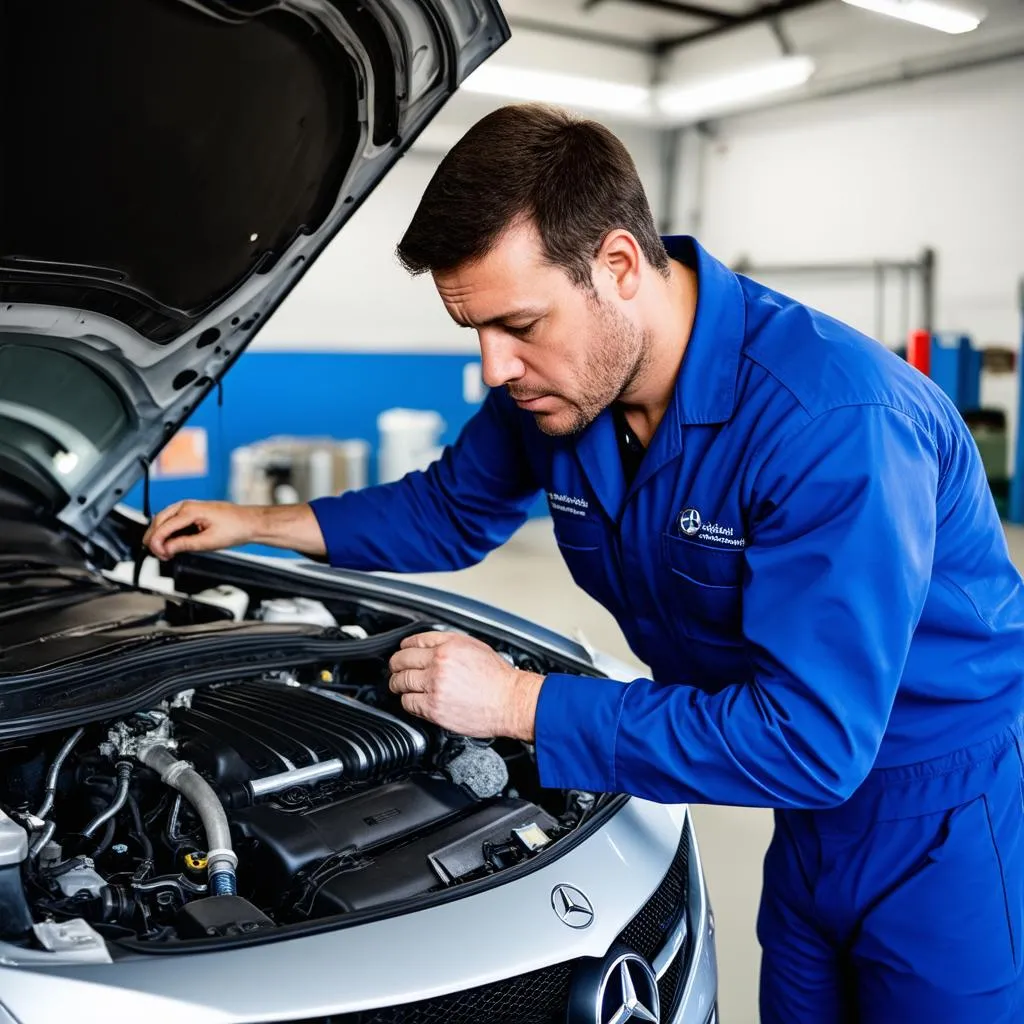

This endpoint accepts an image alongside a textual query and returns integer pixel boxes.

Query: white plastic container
[376,408,445,484]
[192,585,250,621]
[257,597,338,628]
[103,557,179,595]
[336,439,370,491]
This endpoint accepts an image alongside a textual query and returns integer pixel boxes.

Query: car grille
[657,947,686,1020]
[618,822,689,962]
[284,824,691,1024]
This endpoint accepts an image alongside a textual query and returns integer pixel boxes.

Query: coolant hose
[137,744,237,896]
[36,726,85,820]
[82,760,132,838]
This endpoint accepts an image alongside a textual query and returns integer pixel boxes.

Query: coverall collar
[665,234,747,426]
[575,236,747,521]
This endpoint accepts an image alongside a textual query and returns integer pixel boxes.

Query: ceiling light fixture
[459,65,651,118]
[655,56,816,121]
[457,56,818,124]
[840,0,983,33]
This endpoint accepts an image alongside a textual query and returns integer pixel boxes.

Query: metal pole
[658,127,682,235]
[1010,278,1024,524]
[874,263,885,343]
[920,248,936,335]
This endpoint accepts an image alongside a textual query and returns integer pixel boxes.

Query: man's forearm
[251,503,327,558]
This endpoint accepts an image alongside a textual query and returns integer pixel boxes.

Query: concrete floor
[396,517,1024,1024]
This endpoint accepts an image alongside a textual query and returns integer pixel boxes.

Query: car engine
[0,590,594,947]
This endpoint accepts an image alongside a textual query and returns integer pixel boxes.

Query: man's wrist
[508,671,545,742]
[250,503,325,557]
[248,504,274,545]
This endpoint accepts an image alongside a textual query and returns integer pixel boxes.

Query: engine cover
[172,681,429,788]
[230,774,477,896]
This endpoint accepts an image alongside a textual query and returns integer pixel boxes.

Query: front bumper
[0,801,717,1023]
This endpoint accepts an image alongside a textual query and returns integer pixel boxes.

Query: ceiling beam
[507,15,656,54]
[589,0,740,22]
[654,0,830,53]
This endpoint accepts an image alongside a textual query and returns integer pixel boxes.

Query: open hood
[0,0,508,536]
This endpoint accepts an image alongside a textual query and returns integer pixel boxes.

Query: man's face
[433,221,649,436]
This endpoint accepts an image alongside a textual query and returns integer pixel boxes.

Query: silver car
[0,1,718,1022]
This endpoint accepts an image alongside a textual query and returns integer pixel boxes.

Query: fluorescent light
[656,56,816,120]
[458,56,818,124]
[840,0,983,33]
[53,450,79,475]
[460,65,651,117]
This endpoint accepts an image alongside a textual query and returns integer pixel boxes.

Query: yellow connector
[184,852,208,872]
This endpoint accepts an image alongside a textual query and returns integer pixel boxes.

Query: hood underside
[0,0,508,535]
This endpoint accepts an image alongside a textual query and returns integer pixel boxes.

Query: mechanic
[143,103,1024,1022]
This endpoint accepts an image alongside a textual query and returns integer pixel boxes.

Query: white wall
[677,59,1024,466]
[258,96,666,353]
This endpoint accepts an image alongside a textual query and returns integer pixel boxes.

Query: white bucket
[376,408,445,484]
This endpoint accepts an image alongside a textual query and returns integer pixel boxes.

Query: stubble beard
[530,300,652,438]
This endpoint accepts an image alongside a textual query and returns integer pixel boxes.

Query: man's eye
[508,322,536,337]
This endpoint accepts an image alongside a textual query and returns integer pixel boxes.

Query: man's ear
[593,229,643,301]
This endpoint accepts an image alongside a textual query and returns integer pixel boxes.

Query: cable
[166,794,184,843]
[133,457,152,588]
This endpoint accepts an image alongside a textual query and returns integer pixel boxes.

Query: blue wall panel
[124,350,548,521]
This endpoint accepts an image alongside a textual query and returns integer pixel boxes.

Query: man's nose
[479,330,525,388]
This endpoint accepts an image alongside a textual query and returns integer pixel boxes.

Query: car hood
[0,0,507,537]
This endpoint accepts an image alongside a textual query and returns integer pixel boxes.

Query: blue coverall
[311,236,1024,1021]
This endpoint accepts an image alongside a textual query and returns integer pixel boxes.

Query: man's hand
[141,500,328,561]
[388,632,544,741]
[142,500,260,559]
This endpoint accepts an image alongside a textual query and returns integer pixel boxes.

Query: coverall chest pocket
[661,533,745,647]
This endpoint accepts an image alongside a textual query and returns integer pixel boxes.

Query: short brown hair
[396,103,668,288]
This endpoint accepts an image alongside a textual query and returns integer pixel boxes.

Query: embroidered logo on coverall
[679,508,702,536]
[679,507,747,547]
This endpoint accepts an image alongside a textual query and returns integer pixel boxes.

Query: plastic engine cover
[232,774,476,895]
[309,798,559,917]
[172,681,429,787]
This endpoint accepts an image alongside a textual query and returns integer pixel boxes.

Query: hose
[81,761,132,838]
[36,727,85,820]
[94,818,117,858]
[40,854,90,878]
[127,793,154,863]
[137,744,237,896]
[28,820,56,860]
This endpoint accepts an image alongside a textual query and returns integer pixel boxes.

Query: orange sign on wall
[152,427,208,479]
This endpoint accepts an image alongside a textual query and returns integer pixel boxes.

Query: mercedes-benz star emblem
[551,884,594,929]
[598,953,660,1024]
[679,508,701,536]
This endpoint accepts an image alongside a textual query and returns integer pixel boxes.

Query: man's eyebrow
[455,308,545,329]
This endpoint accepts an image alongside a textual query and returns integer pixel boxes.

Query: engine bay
[0,554,604,950]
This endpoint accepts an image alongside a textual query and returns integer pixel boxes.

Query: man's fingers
[161,530,207,558]
[389,668,428,695]
[400,630,459,650]
[146,510,195,558]
[400,692,431,721]
[152,501,186,528]
[144,501,184,539]
[388,647,433,673]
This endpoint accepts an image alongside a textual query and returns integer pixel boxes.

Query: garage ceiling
[488,0,1024,121]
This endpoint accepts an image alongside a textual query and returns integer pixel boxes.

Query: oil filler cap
[184,851,208,876]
